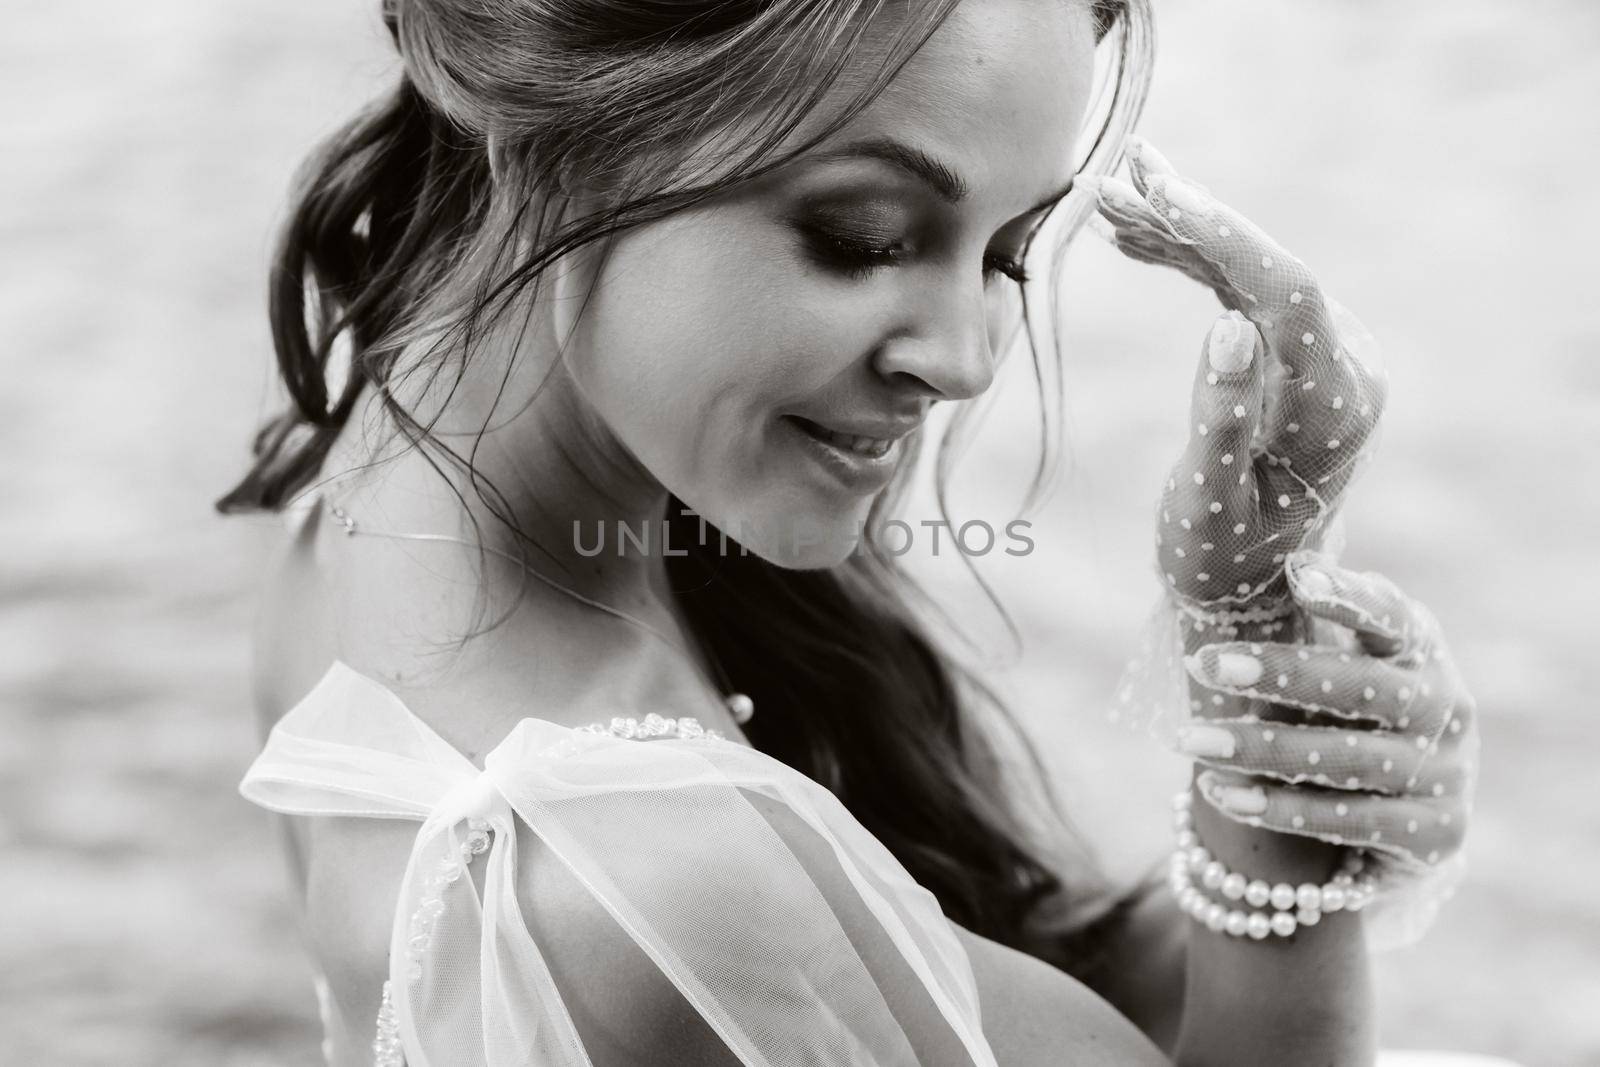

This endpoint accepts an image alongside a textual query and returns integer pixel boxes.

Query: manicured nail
[1152,172,1214,218]
[1207,311,1257,374]
[1127,136,1177,178]
[1214,783,1268,816]
[1294,564,1335,600]
[1177,724,1236,759]
[1201,774,1268,815]
[1092,175,1146,212]
[1213,651,1263,687]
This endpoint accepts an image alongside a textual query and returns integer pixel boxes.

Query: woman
[220,0,1483,1062]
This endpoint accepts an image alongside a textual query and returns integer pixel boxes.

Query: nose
[872,279,999,402]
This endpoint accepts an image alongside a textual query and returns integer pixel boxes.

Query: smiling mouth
[787,416,896,458]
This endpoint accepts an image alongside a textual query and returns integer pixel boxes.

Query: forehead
[830,0,1098,208]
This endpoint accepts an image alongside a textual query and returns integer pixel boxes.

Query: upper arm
[1088,876,1189,1056]
[951,923,1170,1067]
[513,785,1168,1067]
[515,829,737,1065]
[512,787,971,1066]
[743,791,1170,1066]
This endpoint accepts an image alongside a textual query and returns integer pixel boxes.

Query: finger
[1079,174,1172,236]
[1199,770,1466,867]
[1110,228,1225,288]
[1177,717,1464,798]
[1285,555,1478,759]
[1084,176,1243,303]
[1158,312,1276,602]
[1434,660,1478,742]
[1138,169,1339,383]
[1284,551,1436,663]
[1125,135,1178,196]
[1145,171,1385,471]
[1184,640,1430,730]
[1122,146,1388,478]
[1184,311,1264,496]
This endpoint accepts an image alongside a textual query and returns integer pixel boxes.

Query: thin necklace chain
[321,498,754,726]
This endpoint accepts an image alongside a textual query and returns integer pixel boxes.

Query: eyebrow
[801,134,1075,217]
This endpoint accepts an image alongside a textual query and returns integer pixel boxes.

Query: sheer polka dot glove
[1090,137,1389,622]
[1094,138,1392,745]
[1180,550,1480,945]
[1087,139,1475,947]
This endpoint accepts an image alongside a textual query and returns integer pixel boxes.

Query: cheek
[570,213,869,487]
[565,210,898,567]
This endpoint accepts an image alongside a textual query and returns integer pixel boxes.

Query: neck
[378,324,678,611]
[320,330,728,720]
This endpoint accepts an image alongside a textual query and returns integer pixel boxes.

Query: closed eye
[798,223,1031,288]
[794,222,905,281]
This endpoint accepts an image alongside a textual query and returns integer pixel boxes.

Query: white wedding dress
[240,659,1001,1066]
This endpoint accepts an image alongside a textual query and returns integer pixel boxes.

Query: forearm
[1172,784,1374,1065]
[1171,620,1376,1067]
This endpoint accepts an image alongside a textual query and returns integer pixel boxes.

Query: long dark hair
[218,0,1160,988]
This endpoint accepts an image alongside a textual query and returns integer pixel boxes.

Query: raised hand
[1092,142,1478,945]
[1086,140,1390,618]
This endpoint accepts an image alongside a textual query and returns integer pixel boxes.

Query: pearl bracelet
[1170,789,1378,940]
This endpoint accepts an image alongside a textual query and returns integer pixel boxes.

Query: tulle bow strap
[238,665,593,1064]
[240,663,1000,1067]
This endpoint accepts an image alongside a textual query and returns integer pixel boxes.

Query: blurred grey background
[2,1,1595,1064]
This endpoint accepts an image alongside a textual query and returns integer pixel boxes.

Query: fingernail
[1287,551,1338,597]
[1213,783,1268,816]
[1213,651,1264,687]
[1093,175,1146,212]
[1127,136,1177,178]
[1294,564,1335,600]
[1200,773,1268,815]
[1207,311,1257,374]
[1152,173,1214,217]
[1177,724,1236,758]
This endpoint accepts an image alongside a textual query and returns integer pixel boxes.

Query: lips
[790,417,894,458]
[782,414,908,495]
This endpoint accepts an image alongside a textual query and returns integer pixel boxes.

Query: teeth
[820,427,891,457]
[825,428,889,454]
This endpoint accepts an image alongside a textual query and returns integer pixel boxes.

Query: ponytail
[215,71,490,514]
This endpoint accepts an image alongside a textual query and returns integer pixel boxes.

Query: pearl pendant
[725,692,755,725]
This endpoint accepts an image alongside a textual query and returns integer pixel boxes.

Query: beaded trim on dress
[363,708,728,1067]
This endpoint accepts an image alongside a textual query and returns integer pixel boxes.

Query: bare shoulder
[510,780,1168,1067]
[950,922,1169,1066]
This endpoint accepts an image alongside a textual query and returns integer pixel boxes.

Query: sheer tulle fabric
[239,662,998,1066]
[1089,141,1471,951]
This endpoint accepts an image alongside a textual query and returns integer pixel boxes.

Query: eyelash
[801,227,1032,287]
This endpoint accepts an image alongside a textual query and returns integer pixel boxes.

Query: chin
[712,502,869,571]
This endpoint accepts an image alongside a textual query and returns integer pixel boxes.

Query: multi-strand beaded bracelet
[1169,789,1378,940]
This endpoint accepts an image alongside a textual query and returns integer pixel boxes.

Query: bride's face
[559,0,1097,567]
